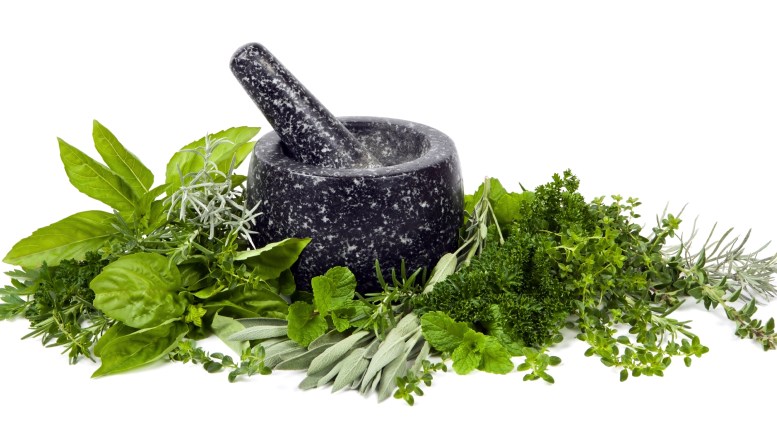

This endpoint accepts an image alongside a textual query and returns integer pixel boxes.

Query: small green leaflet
[90,253,186,329]
[59,138,137,214]
[92,120,154,198]
[286,302,328,347]
[3,210,118,269]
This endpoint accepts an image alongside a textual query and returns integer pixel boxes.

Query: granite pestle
[230,43,380,169]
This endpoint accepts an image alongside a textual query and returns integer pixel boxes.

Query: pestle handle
[230,43,380,169]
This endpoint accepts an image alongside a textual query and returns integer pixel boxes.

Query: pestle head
[230,43,380,169]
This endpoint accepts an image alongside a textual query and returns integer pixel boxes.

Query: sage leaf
[211,314,248,355]
[59,138,137,213]
[315,359,346,388]
[92,120,153,197]
[234,238,312,280]
[378,353,408,402]
[274,343,332,370]
[307,330,370,375]
[3,210,117,269]
[361,331,410,390]
[90,253,186,329]
[227,325,288,342]
[308,330,348,349]
[423,253,457,293]
[331,347,370,392]
[236,317,289,328]
[92,320,188,377]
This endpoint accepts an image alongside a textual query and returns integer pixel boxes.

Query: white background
[1,1,776,435]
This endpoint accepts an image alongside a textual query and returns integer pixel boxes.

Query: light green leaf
[92,120,153,197]
[420,311,469,353]
[90,253,186,329]
[211,313,248,355]
[286,302,327,347]
[234,238,311,280]
[59,138,137,213]
[92,320,188,377]
[480,336,514,374]
[451,336,482,375]
[165,126,260,193]
[3,210,117,269]
[312,269,356,316]
[423,253,457,293]
[93,323,135,358]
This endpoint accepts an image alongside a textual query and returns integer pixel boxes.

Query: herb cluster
[2,121,777,406]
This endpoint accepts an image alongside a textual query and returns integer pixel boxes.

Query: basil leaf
[165,126,260,194]
[92,120,154,197]
[287,301,327,347]
[59,138,137,213]
[92,320,188,377]
[218,283,288,316]
[234,238,311,280]
[3,210,117,269]
[90,253,186,329]
[93,323,136,358]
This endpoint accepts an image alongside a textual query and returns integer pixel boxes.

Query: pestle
[230,43,380,169]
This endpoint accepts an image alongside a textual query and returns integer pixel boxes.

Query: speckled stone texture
[246,117,463,292]
[231,43,379,168]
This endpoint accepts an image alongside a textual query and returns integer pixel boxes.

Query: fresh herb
[168,340,271,382]
[0,252,109,363]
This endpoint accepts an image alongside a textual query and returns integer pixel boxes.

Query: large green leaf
[3,210,117,268]
[90,253,186,329]
[234,238,311,280]
[165,126,260,194]
[92,320,188,377]
[92,120,154,198]
[59,138,137,213]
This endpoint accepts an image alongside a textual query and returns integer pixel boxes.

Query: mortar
[232,43,463,291]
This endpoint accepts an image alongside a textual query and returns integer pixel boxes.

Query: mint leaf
[312,267,356,316]
[92,120,154,198]
[451,331,484,375]
[3,210,118,269]
[420,311,469,353]
[286,302,327,347]
[59,138,138,214]
[480,336,514,374]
